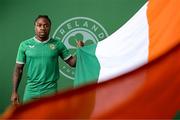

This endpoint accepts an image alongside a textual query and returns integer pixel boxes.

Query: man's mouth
[40,32,46,34]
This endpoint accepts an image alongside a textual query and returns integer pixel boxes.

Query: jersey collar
[33,36,51,43]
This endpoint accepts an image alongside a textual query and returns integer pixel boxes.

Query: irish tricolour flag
[75,0,180,86]
[2,0,180,119]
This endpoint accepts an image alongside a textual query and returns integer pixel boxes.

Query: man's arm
[11,63,24,105]
[65,56,76,67]
[65,40,84,67]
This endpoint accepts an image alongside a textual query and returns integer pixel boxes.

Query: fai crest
[53,17,108,80]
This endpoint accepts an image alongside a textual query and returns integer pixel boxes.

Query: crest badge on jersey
[49,44,56,50]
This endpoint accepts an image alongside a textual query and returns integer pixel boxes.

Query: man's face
[35,17,51,39]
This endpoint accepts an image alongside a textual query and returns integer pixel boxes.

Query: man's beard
[39,32,48,38]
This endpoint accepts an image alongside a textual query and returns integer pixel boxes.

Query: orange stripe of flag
[148,0,180,61]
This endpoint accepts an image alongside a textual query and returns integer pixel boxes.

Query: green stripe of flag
[75,44,100,86]
[174,111,180,119]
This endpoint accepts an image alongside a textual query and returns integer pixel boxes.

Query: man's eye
[37,24,41,27]
[36,24,49,28]
[44,25,49,28]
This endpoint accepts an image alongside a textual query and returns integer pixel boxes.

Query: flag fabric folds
[2,0,180,119]
[75,0,180,85]
[2,41,180,119]
[75,2,149,85]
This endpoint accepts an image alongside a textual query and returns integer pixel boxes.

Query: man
[11,15,84,104]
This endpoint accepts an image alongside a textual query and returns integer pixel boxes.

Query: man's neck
[34,36,50,43]
[35,36,49,42]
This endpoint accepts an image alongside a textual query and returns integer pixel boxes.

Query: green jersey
[16,37,71,101]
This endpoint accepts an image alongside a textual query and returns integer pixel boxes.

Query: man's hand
[11,63,24,105]
[76,40,84,47]
[11,92,20,105]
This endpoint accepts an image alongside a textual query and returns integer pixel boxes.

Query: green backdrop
[0,0,146,114]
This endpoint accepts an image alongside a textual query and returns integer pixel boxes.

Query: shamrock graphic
[68,33,94,55]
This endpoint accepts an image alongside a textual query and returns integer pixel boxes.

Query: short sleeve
[58,41,71,60]
[16,42,26,64]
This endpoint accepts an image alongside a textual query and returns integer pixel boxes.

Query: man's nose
[40,25,46,29]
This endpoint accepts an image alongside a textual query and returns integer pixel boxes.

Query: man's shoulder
[49,38,67,50]
[20,37,34,44]
[50,38,64,45]
[18,37,35,49]
[50,38,61,42]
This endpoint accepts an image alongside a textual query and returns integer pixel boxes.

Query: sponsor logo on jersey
[29,45,35,48]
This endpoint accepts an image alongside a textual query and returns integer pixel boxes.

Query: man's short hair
[34,15,51,25]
